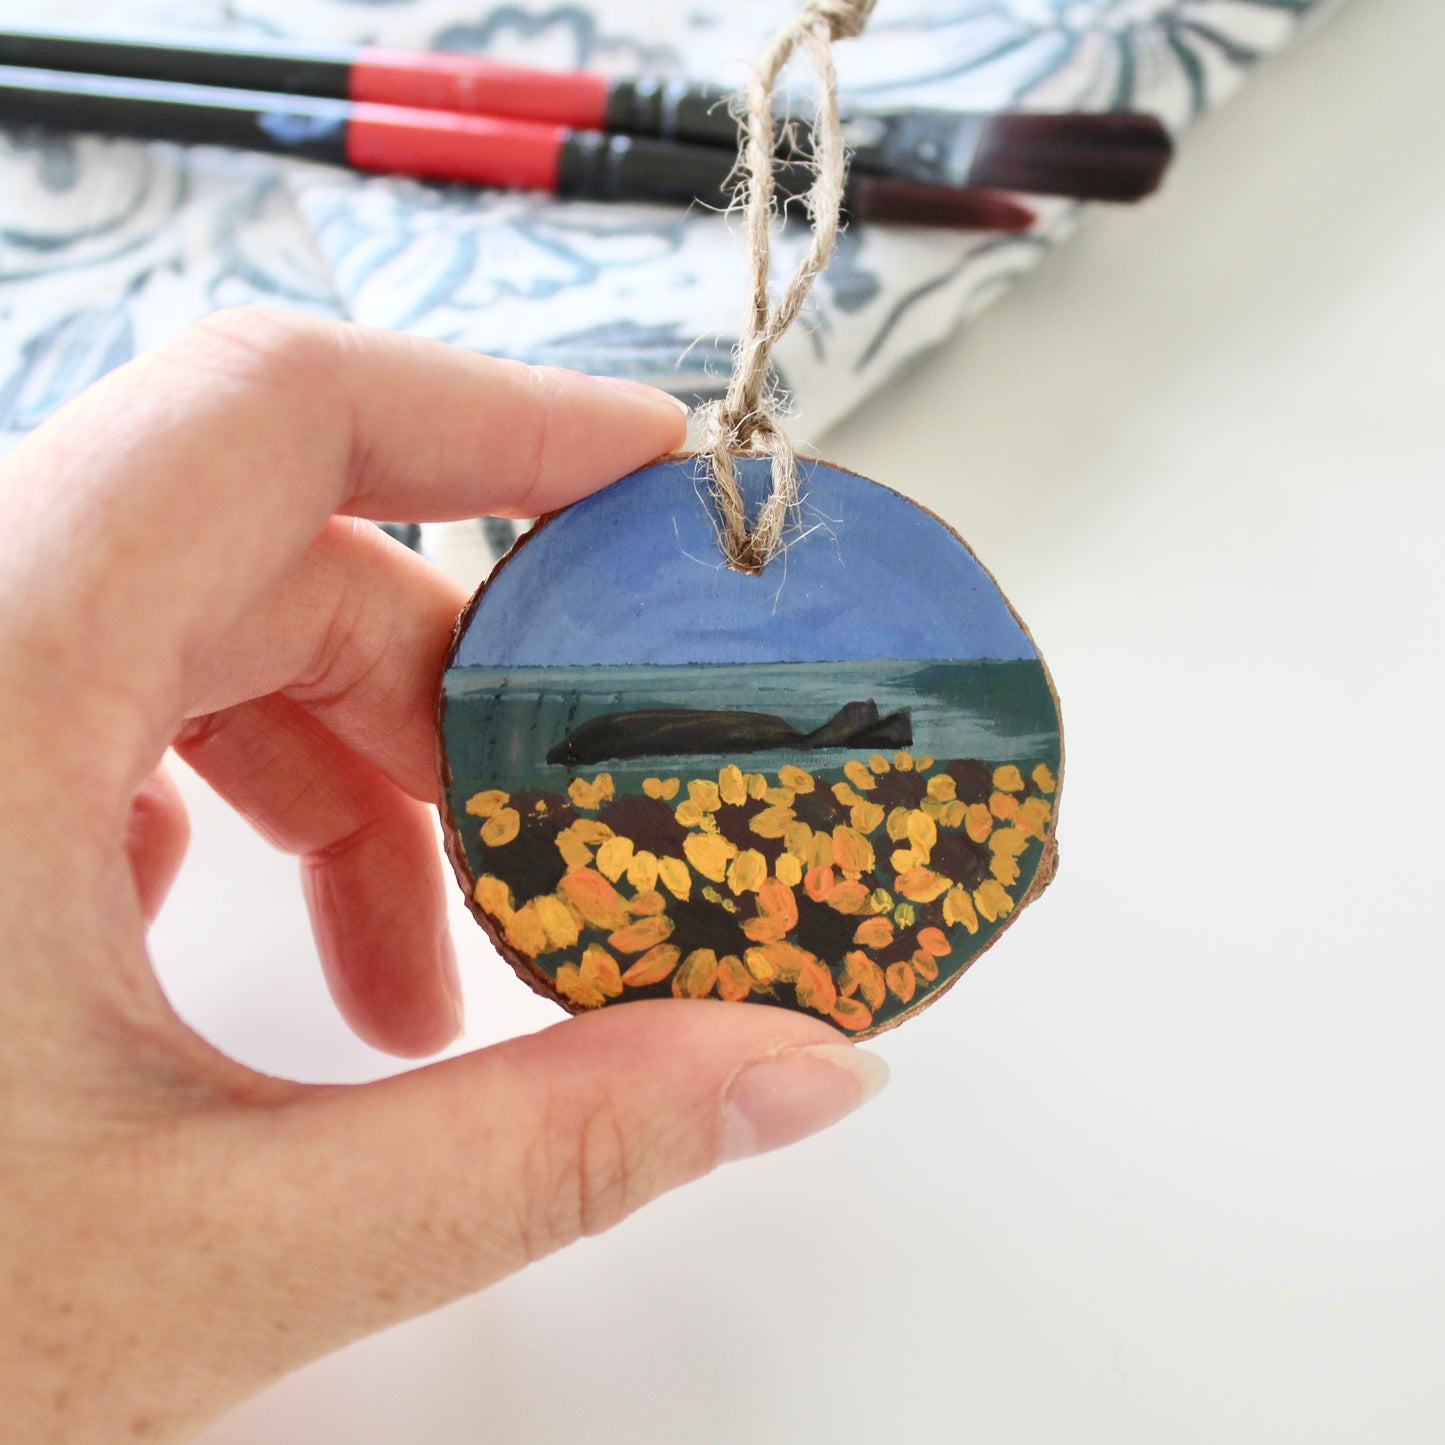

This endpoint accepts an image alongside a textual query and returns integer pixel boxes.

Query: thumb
[215,1001,887,1372]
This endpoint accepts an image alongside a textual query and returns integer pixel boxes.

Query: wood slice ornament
[434,0,1061,1038]
[437,456,1062,1039]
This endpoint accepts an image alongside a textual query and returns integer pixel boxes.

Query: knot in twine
[698,0,876,573]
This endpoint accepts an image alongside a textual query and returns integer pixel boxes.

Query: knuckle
[517,1096,639,1261]
[177,307,340,393]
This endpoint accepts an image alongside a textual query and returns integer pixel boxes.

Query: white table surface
[160,0,1445,1438]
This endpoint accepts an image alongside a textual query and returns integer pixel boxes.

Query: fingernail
[719,1044,890,1164]
[594,373,691,418]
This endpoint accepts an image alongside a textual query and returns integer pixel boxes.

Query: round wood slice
[436,454,1062,1038]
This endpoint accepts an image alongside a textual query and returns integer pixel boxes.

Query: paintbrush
[0,24,1173,201]
[0,64,1036,230]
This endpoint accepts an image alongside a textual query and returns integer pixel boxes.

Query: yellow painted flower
[626,848,660,892]
[481,807,520,847]
[890,847,919,873]
[595,834,634,883]
[673,948,719,999]
[748,804,795,840]
[783,819,814,861]
[990,853,1021,887]
[893,902,917,929]
[869,887,893,914]
[763,786,796,808]
[939,800,968,830]
[868,754,891,776]
[990,827,1030,859]
[850,801,886,835]
[533,894,580,951]
[688,778,721,812]
[642,776,680,801]
[657,855,692,901]
[919,796,944,821]
[831,781,865,808]
[727,848,768,895]
[993,764,1024,793]
[974,879,1015,923]
[916,755,935,771]
[906,810,937,853]
[567,773,614,810]
[555,964,605,1009]
[1016,796,1052,840]
[989,790,1020,822]
[579,944,623,998]
[778,764,815,793]
[555,826,594,870]
[926,774,957,802]
[473,874,514,923]
[894,750,915,772]
[746,772,770,800]
[843,759,876,792]
[465,789,509,818]
[621,943,680,987]
[943,885,979,934]
[1032,762,1057,794]
[831,825,874,875]
[558,868,629,931]
[965,804,993,843]
[504,901,548,958]
[775,853,803,887]
[627,890,668,916]
[683,831,737,882]
[718,764,747,806]
[674,797,706,828]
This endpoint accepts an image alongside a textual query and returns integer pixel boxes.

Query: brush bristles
[853,176,1034,231]
[972,112,1174,201]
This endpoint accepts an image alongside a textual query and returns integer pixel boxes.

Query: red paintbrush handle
[350,46,610,129]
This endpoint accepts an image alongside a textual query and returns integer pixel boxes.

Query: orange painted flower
[853,916,895,950]
[558,868,630,931]
[916,926,951,958]
[841,950,886,1011]
[831,825,874,875]
[716,954,753,1002]
[885,961,916,1003]
[673,948,719,999]
[895,867,950,904]
[803,864,836,902]
[830,996,874,1032]
[796,958,839,1015]
[579,944,623,998]
[621,943,680,987]
[608,914,675,954]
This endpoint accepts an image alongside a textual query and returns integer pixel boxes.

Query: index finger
[0,309,688,797]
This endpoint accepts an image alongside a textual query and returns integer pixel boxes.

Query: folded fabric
[0,0,1335,465]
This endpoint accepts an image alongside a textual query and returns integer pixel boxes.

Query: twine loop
[698,0,875,573]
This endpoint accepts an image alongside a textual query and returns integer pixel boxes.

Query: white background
[164,0,1445,1438]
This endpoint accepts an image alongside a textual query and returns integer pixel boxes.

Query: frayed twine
[697,0,876,574]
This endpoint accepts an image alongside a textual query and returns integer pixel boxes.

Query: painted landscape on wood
[439,458,1062,1037]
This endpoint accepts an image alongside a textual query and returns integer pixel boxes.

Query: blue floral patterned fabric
[0,0,1334,458]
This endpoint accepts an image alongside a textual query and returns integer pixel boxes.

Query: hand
[0,311,888,1444]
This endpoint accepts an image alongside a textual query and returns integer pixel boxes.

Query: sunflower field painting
[438,456,1061,1037]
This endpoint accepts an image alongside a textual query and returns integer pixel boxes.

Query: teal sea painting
[438,457,1062,1037]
